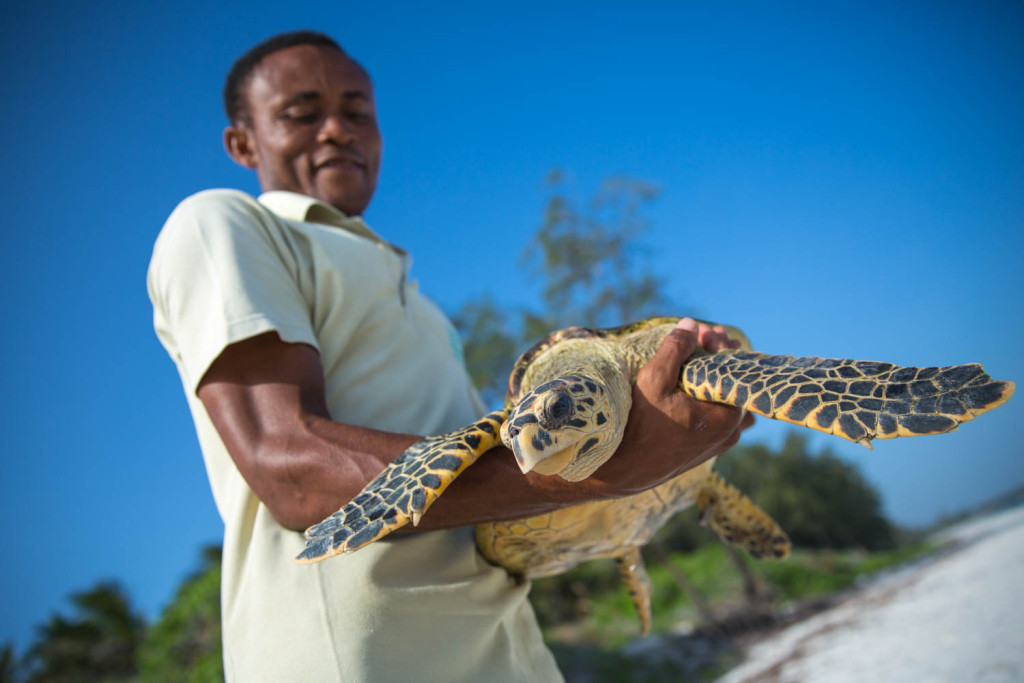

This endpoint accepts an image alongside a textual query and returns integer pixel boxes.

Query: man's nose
[316,114,356,145]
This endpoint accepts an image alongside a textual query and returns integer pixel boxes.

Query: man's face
[228,45,382,216]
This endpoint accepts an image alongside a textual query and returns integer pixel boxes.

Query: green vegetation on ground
[535,539,936,682]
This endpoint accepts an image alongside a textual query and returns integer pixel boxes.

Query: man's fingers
[719,428,743,453]
[704,404,750,454]
[641,318,699,394]
[690,399,746,434]
[699,324,736,353]
[722,411,754,451]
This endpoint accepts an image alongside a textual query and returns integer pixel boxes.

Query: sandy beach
[716,505,1024,683]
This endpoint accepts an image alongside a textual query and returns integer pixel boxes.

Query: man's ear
[224,124,258,169]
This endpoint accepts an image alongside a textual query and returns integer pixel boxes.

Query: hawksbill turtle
[296,317,1014,634]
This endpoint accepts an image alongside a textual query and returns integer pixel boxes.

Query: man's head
[223,31,382,216]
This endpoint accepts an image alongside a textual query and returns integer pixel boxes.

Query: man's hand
[591,318,754,495]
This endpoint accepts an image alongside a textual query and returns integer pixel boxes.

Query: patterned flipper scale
[682,352,1015,448]
[296,410,508,563]
[696,473,791,560]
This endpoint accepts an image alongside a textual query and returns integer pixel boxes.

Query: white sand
[717,506,1024,683]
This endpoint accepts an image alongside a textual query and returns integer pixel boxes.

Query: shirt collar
[258,190,405,254]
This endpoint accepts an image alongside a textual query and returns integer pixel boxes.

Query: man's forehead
[249,44,373,104]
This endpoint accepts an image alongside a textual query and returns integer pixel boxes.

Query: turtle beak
[504,423,575,476]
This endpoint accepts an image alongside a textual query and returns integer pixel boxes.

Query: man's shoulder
[158,188,286,245]
[152,189,286,274]
[169,188,265,220]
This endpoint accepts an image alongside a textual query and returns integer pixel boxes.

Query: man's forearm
[198,322,751,535]
[222,408,615,532]
[197,332,618,532]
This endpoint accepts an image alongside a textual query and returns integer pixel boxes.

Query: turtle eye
[546,393,573,423]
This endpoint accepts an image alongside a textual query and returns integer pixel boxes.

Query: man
[148,30,751,682]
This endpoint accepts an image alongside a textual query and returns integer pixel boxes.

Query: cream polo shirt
[147,189,562,682]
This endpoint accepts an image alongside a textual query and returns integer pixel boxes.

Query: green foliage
[1,643,21,683]
[449,295,520,407]
[740,541,934,602]
[23,582,144,683]
[136,546,223,683]
[452,171,672,404]
[522,172,668,330]
[542,540,936,681]
[715,433,896,551]
[539,540,935,645]
[645,433,896,580]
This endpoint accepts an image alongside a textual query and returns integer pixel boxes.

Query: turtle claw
[296,410,508,563]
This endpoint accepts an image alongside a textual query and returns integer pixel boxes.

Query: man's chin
[314,186,372,217]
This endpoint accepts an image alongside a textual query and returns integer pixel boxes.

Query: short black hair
[222,30,366,124]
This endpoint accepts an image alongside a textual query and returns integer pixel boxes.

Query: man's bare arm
[197,319,752,532]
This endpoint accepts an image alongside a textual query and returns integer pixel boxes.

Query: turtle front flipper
[296,410,507,563]
[683,353,1015,447]
[696,473,791,560]
[615,546,653,636]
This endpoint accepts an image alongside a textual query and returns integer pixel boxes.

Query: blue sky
[1,0,1021,653]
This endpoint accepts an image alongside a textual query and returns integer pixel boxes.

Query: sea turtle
[296,317,1014,633]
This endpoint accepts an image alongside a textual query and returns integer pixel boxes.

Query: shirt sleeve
[147,189,318,395]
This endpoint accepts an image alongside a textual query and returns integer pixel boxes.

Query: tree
[136,545,223,683]
[450,295,520,407]
[1,642,22,683]
[522,171,668,332]
[452,171,672,405]
[24,582,144,683]
[715,433,895,551]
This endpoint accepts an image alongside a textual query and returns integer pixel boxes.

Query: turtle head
[501,374,621,482]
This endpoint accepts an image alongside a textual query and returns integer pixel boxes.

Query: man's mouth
[315,156,365,172]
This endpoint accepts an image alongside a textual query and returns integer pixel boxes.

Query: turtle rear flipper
[683,353,1015,447]
[697,473,791,560]
[615,546,653,636]
[296,410,508,563]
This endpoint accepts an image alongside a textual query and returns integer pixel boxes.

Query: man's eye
[346,109,373,123]
[281,110,318,123]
